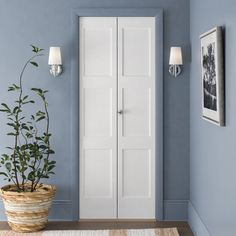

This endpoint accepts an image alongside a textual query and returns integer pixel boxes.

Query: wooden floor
[0,221,194,236]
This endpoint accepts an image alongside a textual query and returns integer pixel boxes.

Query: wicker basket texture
[0,184,56,233]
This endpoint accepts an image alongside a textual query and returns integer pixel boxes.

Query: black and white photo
[200,26,224,126]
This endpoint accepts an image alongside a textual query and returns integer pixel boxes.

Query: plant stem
[13,54,43,191]
[33,98,50,191]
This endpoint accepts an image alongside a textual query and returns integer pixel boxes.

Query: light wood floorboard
[0,221,193,236]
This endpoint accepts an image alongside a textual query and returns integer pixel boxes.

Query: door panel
[80,17,117,219]
[118,17,155,219]
[83,29,113,77]
[122,28,151,77]
[121,87,151,137]
[83,88,112,137]
[83,149,113,198]
[122,149,151,198]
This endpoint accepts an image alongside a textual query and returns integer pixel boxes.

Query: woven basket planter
[0,184,56,233]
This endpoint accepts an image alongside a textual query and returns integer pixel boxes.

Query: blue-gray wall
[189,0,236,235]
[0,0,190,221]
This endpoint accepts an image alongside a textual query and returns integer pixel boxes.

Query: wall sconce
[169,47,183,77]
[48,47,63,77]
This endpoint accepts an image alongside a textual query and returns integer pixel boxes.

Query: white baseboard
[188,201,211,236]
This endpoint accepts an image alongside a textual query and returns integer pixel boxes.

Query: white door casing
[80,17,155,219]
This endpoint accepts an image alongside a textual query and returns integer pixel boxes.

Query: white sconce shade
[48,47,62,65]
[169,47,183,65]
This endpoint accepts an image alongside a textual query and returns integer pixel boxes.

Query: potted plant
[0,45,56,233]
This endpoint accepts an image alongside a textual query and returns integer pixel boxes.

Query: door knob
[118,110,123,114]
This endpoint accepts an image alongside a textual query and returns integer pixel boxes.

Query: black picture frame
[200,26,224,126]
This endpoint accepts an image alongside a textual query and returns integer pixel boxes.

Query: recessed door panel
[122,28,151,77]
[122,149,151,198]
[83,149,113,198]
[83,28,113,77]
[122,88,151,137]
[84,88,112,137]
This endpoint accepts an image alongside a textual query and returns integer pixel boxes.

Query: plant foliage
[0,45,55,192]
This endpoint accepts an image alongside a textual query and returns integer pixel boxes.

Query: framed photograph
[200,26,224,126]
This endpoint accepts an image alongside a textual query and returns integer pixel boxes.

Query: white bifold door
[80,17,156,219]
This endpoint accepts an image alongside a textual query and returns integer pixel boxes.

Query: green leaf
[13,106,19,114]
[22,100,35,105]
[7,123,18,130]
[8,84,20,91]
[21,125,29,131]
[26,133,33,138]
[1,103,10,111]
[31,88,43,94]
[7,122,14,126]
[28,171,36,181]
[36,116,46,122]
[5,163,12,172]
[30,61,38,67]
[0,109,10,113]
[36,111,45,116]
[42,175,49,179]
[49,161,56,165]
[31,45,39,53]
[13,84,20,89]
[2,154,9,160]
[7,132,16,136]
[47,150,55,154]
[36,137,43,141]
[0,172,8,177]
[8,87,15,91]
[31,45,44,53]
[47,165,55,172]
[18,117,25,121]
[31,45,37,50]
[23,95,29,100]
[48,171,55,175]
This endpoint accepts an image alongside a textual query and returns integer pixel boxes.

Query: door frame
[71,8,164,220]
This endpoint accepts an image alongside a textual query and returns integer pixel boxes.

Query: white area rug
[0,228,179,236]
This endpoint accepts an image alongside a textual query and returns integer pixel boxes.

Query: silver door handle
[118,110,123,114]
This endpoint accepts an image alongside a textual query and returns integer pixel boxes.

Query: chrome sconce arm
[169,64,182,77]
[49,64,63,77]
